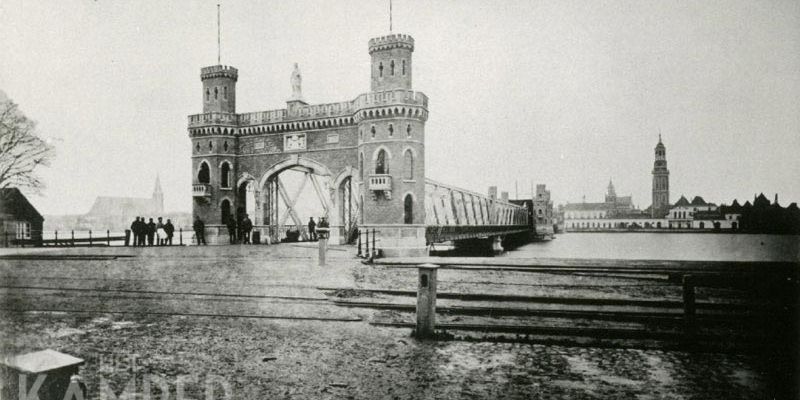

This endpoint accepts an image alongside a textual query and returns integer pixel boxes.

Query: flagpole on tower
[217,4,221,64]
[389,0,393,32]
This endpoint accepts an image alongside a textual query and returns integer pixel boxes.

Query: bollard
[416,263,439,339]
[179,228,183,245]
[107,230,110,246]
[365,229,370,256]
[89,230,92,246]
[357,230,362,257]
[71,230,75,247]
[372,228,376,256]
[682,274,696,340]
[317,227,330,266]
[55,230,58,246]
[124,230,131,246]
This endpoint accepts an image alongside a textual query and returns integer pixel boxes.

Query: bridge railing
[424,179,527,227]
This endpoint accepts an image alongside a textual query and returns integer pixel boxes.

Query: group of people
[225,214,254,244]
[130,217,175,246]
[307,216,330,241]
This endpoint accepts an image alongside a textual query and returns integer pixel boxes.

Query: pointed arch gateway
[257,156,339,243]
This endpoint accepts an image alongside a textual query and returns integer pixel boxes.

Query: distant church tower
[153,175,164,213]
[651,135,670,217]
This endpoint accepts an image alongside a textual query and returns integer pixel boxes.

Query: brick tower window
[379,62,383,78]
[214,87,218,100]
[205,89,210,102]
[404,194,413,224]
[406,124,412,138]
[404,150,413,180]
[388,124,394,137]
[223,86,228,100]
[375,149,387,174]
[198,162,210,184]
[371,125,376,139]
[402,60,406,76]
[390,60,395,76]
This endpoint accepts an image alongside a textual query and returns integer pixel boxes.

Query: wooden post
[55,230,58,246]
[682,274,696,339]
[416,263,439,339]
[372,228,376,256]
[365,229,370,256]
[124,230,131,246]
[107,230,110,246]
[71,230,74,247]
[89,230,92,246]
[317,227,329,266]
[179,228,183,246]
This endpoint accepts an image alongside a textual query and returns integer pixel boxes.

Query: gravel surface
[0,245,787,399]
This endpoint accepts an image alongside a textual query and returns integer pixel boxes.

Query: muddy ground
[0,245,789,399]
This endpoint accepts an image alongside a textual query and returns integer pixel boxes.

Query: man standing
[156,217,165,246]
[193,216,206,245]
[241,214,253,244]
[308,217,317,241]
[146,218,156,246]
[164,219,175,246]
[136,216,146,246]
[130,217,139,247]
[226,215,237,244]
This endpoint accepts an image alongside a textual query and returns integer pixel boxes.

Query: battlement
[368,34,414,54]
[201,65,239,81]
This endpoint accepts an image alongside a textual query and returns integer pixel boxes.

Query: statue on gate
[290,63,303,101]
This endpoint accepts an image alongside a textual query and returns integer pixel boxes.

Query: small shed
[0,187,44,247]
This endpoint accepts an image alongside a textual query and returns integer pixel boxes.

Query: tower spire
[217,4,221,64]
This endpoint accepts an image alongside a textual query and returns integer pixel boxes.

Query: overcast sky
[1,0,798,215]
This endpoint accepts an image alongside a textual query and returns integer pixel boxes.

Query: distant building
[0,188,43,247]
[511,184,554,239]
[563,180,658,230]
[651,135,670,217]
[667,195,717,229]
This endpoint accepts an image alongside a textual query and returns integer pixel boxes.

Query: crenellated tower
[369,34,413,91]
[358,33,428,256]
[651,135,670,217]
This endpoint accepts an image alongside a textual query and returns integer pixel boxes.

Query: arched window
[375,149,387,174]
[371,125,376,139]
[220,162,231,188]
[223,141,228,152]
[205,89,210,102]
[388,124,394,137]
[195,142,200,152]
[208,141,213,151]
[406,124,412,138]
[402,60,406,75]
[223,86,228,99]
[378,62,383,78]
[214,87,218,100]
[221,199,231,224]
[404,194,413,224]
[359,152,364,180]
[390,60,395,76]
[403,150,413,180]
[198,162,210,184]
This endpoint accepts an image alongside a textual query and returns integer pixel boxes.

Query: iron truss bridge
[424,179,530,243]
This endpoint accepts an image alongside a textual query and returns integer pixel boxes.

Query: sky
[1,0,798,215]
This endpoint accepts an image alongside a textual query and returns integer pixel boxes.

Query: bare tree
[0,98,54,192]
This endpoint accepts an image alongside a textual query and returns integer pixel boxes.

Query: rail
[373,258,798,341]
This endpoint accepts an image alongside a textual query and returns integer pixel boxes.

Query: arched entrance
[257,157,341,244]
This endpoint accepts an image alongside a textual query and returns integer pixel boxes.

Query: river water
[503,232,800,262]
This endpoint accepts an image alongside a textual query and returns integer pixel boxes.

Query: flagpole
[389,0,393,32]
[217,4,221,64]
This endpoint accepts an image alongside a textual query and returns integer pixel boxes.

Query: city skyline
[1,0,798,215]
